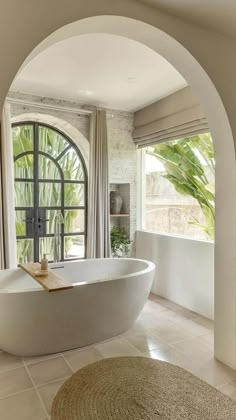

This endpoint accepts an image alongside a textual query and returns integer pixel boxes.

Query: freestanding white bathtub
[0,258,155,356]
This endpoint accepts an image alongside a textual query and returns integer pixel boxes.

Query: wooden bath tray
[19,263,73,292]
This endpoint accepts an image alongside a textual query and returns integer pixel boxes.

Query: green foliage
[149,133,215,240]
[110,226,130,257]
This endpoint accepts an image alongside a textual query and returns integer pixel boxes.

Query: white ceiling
[10,33,187,112]
[138,0,236,38]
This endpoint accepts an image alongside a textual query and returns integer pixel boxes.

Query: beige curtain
[87,110,111,258]
[0,103,17,268]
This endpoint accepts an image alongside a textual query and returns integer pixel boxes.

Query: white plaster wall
[10,93,137,247]
[136,230,214,319]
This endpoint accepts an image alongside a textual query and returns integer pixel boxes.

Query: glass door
[13,122,87,264]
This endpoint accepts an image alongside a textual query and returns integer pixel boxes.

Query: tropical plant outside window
[12,123,87,264]
[144,133,215,241]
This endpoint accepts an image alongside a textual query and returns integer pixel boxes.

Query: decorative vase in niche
[110,191,123,214]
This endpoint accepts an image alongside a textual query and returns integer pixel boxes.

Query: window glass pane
[12,125,34,156]
[15,182,33,207]
[144,133,215,241]
[64,183,84,207]
[15,210,27,236]
[64,210,84,233]
[17,239,34,264]
[58,148,84,180]
[39,126,68,158]
[39,182,61,207]
[39,237,55,262]
[40,210,60,235]
[64,235,85,259]
[38,155,61,180]
[14,155,34,179]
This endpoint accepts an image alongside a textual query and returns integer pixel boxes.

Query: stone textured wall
[9,92,136,252]
[106,110,136,252]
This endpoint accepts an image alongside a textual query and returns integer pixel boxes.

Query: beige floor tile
[195,358,236,387]
[144,343,173,360]
[152,322,194,344]
[95,337,142,358]
[151,296,198,319]
[0,389,47,420]
[0,351,24,373]
[27,356,72,386]
[137,314,175,335]
[218,380,236,400]
[199,333,214,347]
[24,352,61,366]
[0,366,33,398]
[127,321,151,335]
[37,377,69,414]
[146,345,195,372]
[174,318,212,338]
[160,348,194,372]
[155,308,188,324]
[63,347,103,372]
[125,332,166,353]
[142,299,168,315]
[171,336,213,360]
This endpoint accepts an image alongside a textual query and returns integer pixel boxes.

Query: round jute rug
[51,356,236,420]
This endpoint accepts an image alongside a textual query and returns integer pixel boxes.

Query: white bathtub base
[0,258,155,356]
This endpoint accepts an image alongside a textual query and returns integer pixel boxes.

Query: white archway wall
[20,16,236,368]
[10,93,137,248]
[1,5,235,367]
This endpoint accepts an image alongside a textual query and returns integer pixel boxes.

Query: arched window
[12,122,87,264]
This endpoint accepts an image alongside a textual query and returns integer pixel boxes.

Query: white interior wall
[136,230,214,319]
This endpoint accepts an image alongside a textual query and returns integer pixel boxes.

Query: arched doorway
[4,15,236,368]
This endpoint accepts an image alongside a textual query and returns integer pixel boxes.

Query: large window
[12,123,87,264]
[142,133,215,241]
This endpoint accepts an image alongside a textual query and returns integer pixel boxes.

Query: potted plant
[110,226,130,257]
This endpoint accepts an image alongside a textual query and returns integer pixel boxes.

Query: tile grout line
[0,386,35,401]
[0,362,26,375]
[23,352,63,367]
[36,375,71,389]
[23,360,48,417]
[61,353,75,373]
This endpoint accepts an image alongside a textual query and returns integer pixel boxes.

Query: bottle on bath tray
[41,253,48,271]
[35,254,48,277]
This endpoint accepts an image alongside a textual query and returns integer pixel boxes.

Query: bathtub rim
[0,258,155,294]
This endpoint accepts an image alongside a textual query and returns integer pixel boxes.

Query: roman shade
[133,87,209,148]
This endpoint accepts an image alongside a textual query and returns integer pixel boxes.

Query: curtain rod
[6,97,93,116]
